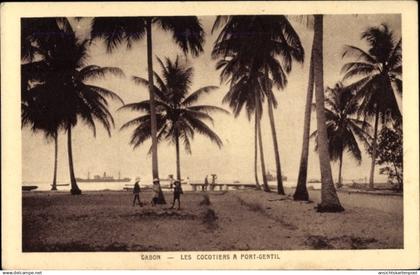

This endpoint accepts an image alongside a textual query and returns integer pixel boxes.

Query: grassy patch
[199,194,211,206]
[202,208,218,230]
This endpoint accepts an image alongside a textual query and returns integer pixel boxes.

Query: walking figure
[132,180,142,207]
[170,180,183,210]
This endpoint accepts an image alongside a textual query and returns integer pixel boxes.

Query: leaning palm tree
[212,15,304,194]
[23,17,124,195]
[290,16,345,211]
[91,16,205,201]
[341,24,401,189]
[311,15,344,212]
[311,83,372,188]
[293,36,315,201]
[120,56,228,183]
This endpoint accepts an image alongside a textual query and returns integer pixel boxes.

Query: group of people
[132,178,183,209]
[202,174,217,191]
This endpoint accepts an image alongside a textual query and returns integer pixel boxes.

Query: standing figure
[210,174,217,191]
[170,180,183,210]
[132,179,142,207]
[204,175,209,191]
[169,174,174,189]
[151,178,160,206]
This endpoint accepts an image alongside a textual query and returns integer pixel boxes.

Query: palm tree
[311,83,371,188]
[215,56,269,191]
[91,16,205,201]
[21,18,72,191]
[293,38,315,201]
[120,56,228,183]
[254,111,261,190]
[312,15,344,212]
[212,15,304,194]
[341,24,401,189]
[21,70,62,190]
[22,18,124,195]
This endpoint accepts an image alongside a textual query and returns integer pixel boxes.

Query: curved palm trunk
[51,132,58,191]
[256,95,270,192]
[337,150,343,189]
[175,133,181,181]
[369,107,380,190]
[313,15,343,212]
[293,38,315,201]
[254,114,261,190]
[146,18,165,204]
[67,126,81,195]
[267,93,285,195]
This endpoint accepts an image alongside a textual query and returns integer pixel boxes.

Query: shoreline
[23,185,403,197]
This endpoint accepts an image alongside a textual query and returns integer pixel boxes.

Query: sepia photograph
[1,1,419,270]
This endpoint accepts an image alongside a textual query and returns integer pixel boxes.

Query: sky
[22,14,401,184]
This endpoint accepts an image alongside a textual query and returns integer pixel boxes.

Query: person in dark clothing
[203,175,209,191]
[132,181,142,207]
[170,180,183,210]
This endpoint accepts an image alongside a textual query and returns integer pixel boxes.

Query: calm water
[22,180,322,192]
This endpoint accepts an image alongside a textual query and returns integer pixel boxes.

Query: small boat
[22,185,38,191]
[308,179,321,183]
[51,183,69,187]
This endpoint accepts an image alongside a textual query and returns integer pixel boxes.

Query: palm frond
[155,16,205,57]
[90,17,147,52]
[182,86,219,106]
[80,65,125,81]
[185,115,223,148]
[342,45,376,64]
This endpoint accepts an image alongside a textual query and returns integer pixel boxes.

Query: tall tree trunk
[369,107,380,190]
[267,92,285,195]
[51,132,58,191]
[313,15,343,212]
[175,132,181,181]
[337,150,343,189]
[256,95,270,192]
[146,18,165,204]
[67,126,81,195]
[254,114,261,190]
[293,37,315,201]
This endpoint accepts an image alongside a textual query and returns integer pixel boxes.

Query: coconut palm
[290,16,345,211]
[91,16,205,202]
[341,24,401,189]
[22,18,71,191]
[22,67,62,190]
[212,15,304,194]
[311,82,372,188]
[22,18,124,195]
[310,15,345,212]
[120,56,228,183]
[218,61,266,190]
[293,38,315,201]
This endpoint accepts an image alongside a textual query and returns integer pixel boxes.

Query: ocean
[22,180,323,192]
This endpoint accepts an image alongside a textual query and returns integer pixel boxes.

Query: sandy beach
[22,189,403,251]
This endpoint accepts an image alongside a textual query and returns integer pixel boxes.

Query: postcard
[1,1,419,270]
